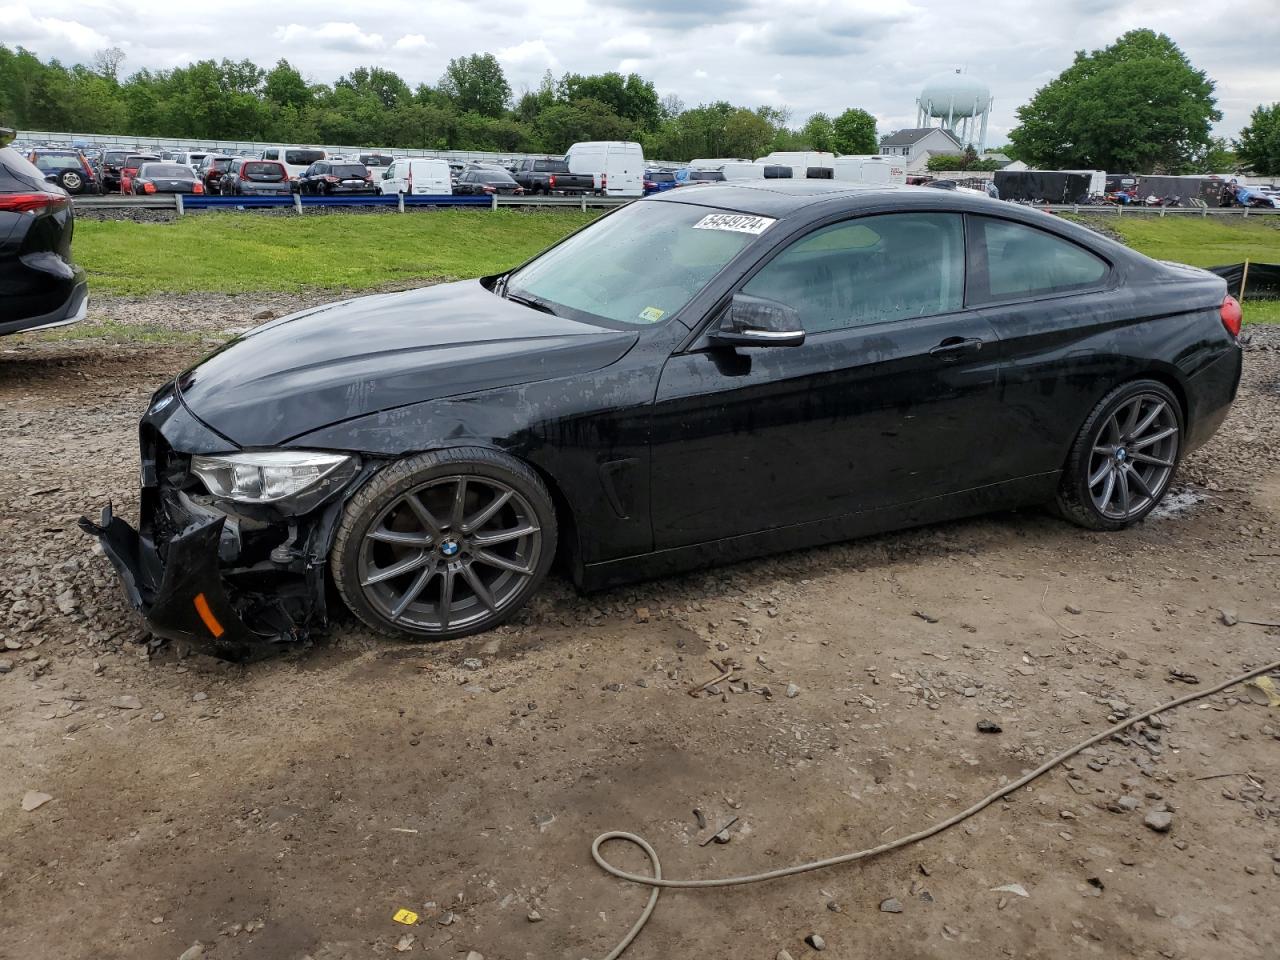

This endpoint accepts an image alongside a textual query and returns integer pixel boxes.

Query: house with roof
[878,128,964,173]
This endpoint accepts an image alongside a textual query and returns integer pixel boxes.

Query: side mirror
[45,173,59,185]
[708,294,805,348]
[382,171,391,179]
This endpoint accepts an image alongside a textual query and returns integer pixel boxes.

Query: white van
[565,141,644,197]
[756,151,837,178]
[260,146,327,179]
[832,156,907,187]
[379,158,452,196]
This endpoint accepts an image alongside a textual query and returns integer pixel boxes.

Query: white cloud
[0,4,111,52]
[392,34,434,53]
[602,31,654,59]
[497,39,558,69]
[273,22,384,52]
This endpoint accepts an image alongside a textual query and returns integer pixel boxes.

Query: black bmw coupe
[84,181,1243,659]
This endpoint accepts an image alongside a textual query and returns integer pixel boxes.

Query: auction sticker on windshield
[692,213,776,235]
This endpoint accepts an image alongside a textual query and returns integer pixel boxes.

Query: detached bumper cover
[80,506,267,660]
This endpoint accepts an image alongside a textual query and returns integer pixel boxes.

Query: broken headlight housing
[190,451,359,513]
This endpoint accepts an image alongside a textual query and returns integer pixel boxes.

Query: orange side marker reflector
[193,593,225,638]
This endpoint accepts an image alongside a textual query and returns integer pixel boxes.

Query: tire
[1055,379,1183,531]
[57,169,84,193]
[332,447,558,641]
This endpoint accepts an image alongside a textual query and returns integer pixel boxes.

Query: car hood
[177,280,638,447]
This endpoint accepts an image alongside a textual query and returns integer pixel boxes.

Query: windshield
[141,164,193,179]
[648,171,676,183]
[286,149,325,165]
[688,170,726,181]
[534,160,569,173]
[104,151,130,164]
[330,164,368,178]
[125,156,159,168]
[505,200,765,327]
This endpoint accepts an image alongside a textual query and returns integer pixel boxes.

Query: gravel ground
[2,297,1278,960]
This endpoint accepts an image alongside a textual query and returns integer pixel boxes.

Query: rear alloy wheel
[1056,380,1182,530]
[332,448,557,640]
[58,170,83,193]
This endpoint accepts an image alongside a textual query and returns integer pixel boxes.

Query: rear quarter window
[286,149,325,165]
[968,216,1110,304]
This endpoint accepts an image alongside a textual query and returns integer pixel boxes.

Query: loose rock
[879,898,903,913]
[1144,811,1174,833]
[976,719,1002,734]
[785,682,801,699]
[805,933,826,951]
[21,791,53,811]
[110,695,142,710]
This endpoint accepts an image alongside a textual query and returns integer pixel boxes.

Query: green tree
[1237,103,1280,176]
[831,107,877,154]
[535,98,633,153]
[799,112,835,152]
[1008,30,1219,173]
[559,72,660,129]
[263,60,311,111]
[439,53,510,118]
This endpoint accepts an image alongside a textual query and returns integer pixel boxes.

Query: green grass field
[74,209,599,297]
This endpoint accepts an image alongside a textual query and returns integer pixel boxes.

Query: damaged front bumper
[80,507,270,661]
[79,381,365,661]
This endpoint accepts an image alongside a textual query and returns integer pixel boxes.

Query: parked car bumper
[0,262,88,336]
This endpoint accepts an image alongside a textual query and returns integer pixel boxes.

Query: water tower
[916,69,993,152]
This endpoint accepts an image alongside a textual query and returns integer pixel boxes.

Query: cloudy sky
[3,0,1277,141]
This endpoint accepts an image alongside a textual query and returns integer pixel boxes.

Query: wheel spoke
[462,490,512,533]
[403,493,444,537]
[362,551,430,586]
[449,478,468,529]
[1106,414,1123,445]
[1131,426,1177,449]
[1088,459,1112,488]
[390,564,437,619]
[1130,451,1173,468]
[473,549,534,576]
[472,522,539,547]
[461,562,496,611]
[1127,466,1155,501]
[438,564,456,630]
[1120,399,1141,439]
[368,527,433,547]
[1117,467,1131,515]
[1131,401,1166,438]
[1099,468,1116,510]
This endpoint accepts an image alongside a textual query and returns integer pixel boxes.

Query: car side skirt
[577,472,1059,591]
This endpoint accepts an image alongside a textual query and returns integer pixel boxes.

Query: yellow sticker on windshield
[639,306,666,323]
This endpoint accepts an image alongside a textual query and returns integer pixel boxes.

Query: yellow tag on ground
[393,909,418,925]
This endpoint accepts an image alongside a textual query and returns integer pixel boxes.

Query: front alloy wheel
[1057,380,1182,529]
[332,448,557,640]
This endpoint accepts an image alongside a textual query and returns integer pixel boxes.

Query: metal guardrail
[72,193,635,215]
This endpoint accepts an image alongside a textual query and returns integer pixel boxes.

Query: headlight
[190,451,358,509]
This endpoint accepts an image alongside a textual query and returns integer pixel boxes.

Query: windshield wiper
[504,290,560,317]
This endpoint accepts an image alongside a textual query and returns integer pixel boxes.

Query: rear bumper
[1,273,87,337]
[1183,342,1244,454]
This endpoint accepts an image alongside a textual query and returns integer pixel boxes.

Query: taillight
[81,156,94,178]
[143,182,156,194]
[601,173,608,189]
[193,182,204,194]
[548,174,556,189]
[0,192,65,214]
[1221,295,1242,337]
[482,185,495,193]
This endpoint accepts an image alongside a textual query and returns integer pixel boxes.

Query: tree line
[3,32,1278,175]
[0,46,878,161]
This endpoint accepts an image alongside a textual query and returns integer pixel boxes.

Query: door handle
[929,337,985,360]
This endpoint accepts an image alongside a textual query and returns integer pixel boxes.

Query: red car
[119,154,160,194]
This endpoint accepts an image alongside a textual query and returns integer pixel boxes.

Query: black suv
[1,129,88,335]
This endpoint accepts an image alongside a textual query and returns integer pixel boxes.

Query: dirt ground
[2,295,1279,960]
